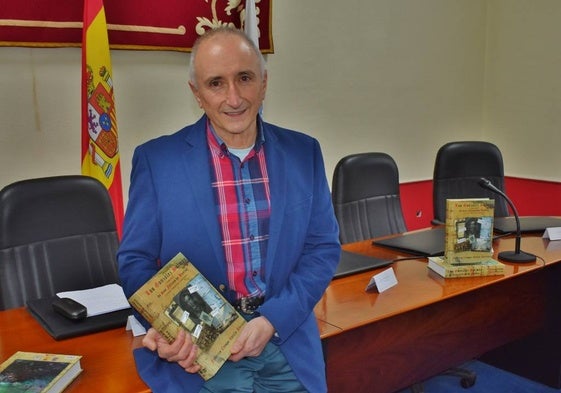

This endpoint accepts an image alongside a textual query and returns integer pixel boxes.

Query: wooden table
[0,308,149,392]
[315,230,561,392]
[2,230,560,393]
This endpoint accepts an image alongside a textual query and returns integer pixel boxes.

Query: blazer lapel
[263,127,287,284]
[179,117,226,277]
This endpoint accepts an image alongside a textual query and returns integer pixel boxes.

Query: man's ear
[263,70,268,88]
[261,70,268,99]
[188,81,202,108]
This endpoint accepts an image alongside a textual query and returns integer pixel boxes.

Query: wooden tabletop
[315,229,558,338]
[0,307,149,393]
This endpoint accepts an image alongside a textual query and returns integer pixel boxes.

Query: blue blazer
[118,115,341,393]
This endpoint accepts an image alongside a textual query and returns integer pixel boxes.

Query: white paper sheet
[57,284,131,317]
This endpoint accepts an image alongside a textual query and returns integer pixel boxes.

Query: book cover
[128,252,246,381]
[428,256,505,278]
[445,198,495,264]
[0,351,82,393]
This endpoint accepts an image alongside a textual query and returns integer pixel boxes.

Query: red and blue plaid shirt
[207,121,270,299]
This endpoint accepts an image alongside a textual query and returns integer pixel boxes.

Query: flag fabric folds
[81,0,124,237]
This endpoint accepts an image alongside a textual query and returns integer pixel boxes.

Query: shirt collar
[206,116,265,153]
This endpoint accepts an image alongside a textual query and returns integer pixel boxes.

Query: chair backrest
[432,141,509,224]
[0,175,120,310]
[332,152,407,244]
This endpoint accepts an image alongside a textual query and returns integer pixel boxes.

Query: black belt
[232,296,264,315]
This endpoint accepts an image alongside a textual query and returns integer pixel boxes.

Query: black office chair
[423,142,504,390]
[332,152,407,244]
[432,141,509,225]
[0,175,121,310]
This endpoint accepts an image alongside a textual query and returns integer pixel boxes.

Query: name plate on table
[543,227,561,241]
[365,267,398,293]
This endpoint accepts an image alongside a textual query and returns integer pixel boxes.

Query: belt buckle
[238,296,261,315]
[239,296,254,315]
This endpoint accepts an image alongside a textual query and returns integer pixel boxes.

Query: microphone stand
[478,178,536,263]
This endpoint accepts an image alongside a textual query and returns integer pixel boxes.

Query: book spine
[442,265,504,278]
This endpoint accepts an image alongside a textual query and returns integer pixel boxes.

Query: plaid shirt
[207,121,270,299]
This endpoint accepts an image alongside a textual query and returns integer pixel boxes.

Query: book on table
[0,351,82,393]
[427,198,505,278]
[427,256,505,278]
[444,198,495,264]
[128,252,246,381]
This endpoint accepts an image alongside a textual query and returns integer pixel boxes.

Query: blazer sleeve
[258,137,341,344]
[117,144,162,304]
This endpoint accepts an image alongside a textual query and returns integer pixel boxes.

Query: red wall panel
[399,177,561,231]
[400,180,433,230]
[505,177,561,216]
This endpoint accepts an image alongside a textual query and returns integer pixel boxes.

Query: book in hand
[445,198,495,264]
[428,256,505,278]
[128,252,246,381]
[0,351,82,393]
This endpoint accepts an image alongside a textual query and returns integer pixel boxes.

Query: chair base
[410,367,476,392]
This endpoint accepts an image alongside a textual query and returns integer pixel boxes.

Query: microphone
[478,178,536,263]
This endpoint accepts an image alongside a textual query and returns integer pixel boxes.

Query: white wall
[484,0,561,181]
[266,0,487,183]
[0,0,559,201]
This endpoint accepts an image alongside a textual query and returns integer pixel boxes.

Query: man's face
[189,33,267,148]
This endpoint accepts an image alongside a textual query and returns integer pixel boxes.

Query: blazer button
[218,284,226,293]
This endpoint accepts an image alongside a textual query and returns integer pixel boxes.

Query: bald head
[189,27,266,88]
[187,26,267,149]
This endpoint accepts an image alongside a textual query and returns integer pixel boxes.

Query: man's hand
[142,327,201,373]
[229,316,275,362]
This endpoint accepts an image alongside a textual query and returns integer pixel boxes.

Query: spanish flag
[81,0,124,237]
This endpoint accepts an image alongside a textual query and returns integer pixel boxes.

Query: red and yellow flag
[81,0,124,238]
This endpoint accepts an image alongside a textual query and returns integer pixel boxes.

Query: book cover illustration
[0,352,82,393]
[445,199,495,264]
[428,256,505,278]
[128,253,246,381]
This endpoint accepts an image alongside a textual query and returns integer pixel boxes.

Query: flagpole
[244,0,264,115]
[244,0,259,48]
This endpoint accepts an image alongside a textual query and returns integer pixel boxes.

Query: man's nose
[225,83,242,107]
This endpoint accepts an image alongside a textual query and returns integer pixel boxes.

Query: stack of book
[0,351,82,393]
[428,198,505,278]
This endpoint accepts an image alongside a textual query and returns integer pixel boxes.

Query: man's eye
[240,75,252,82]
[209,80,222,88]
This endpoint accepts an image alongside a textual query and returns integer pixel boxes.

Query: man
[117,26,340,393]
